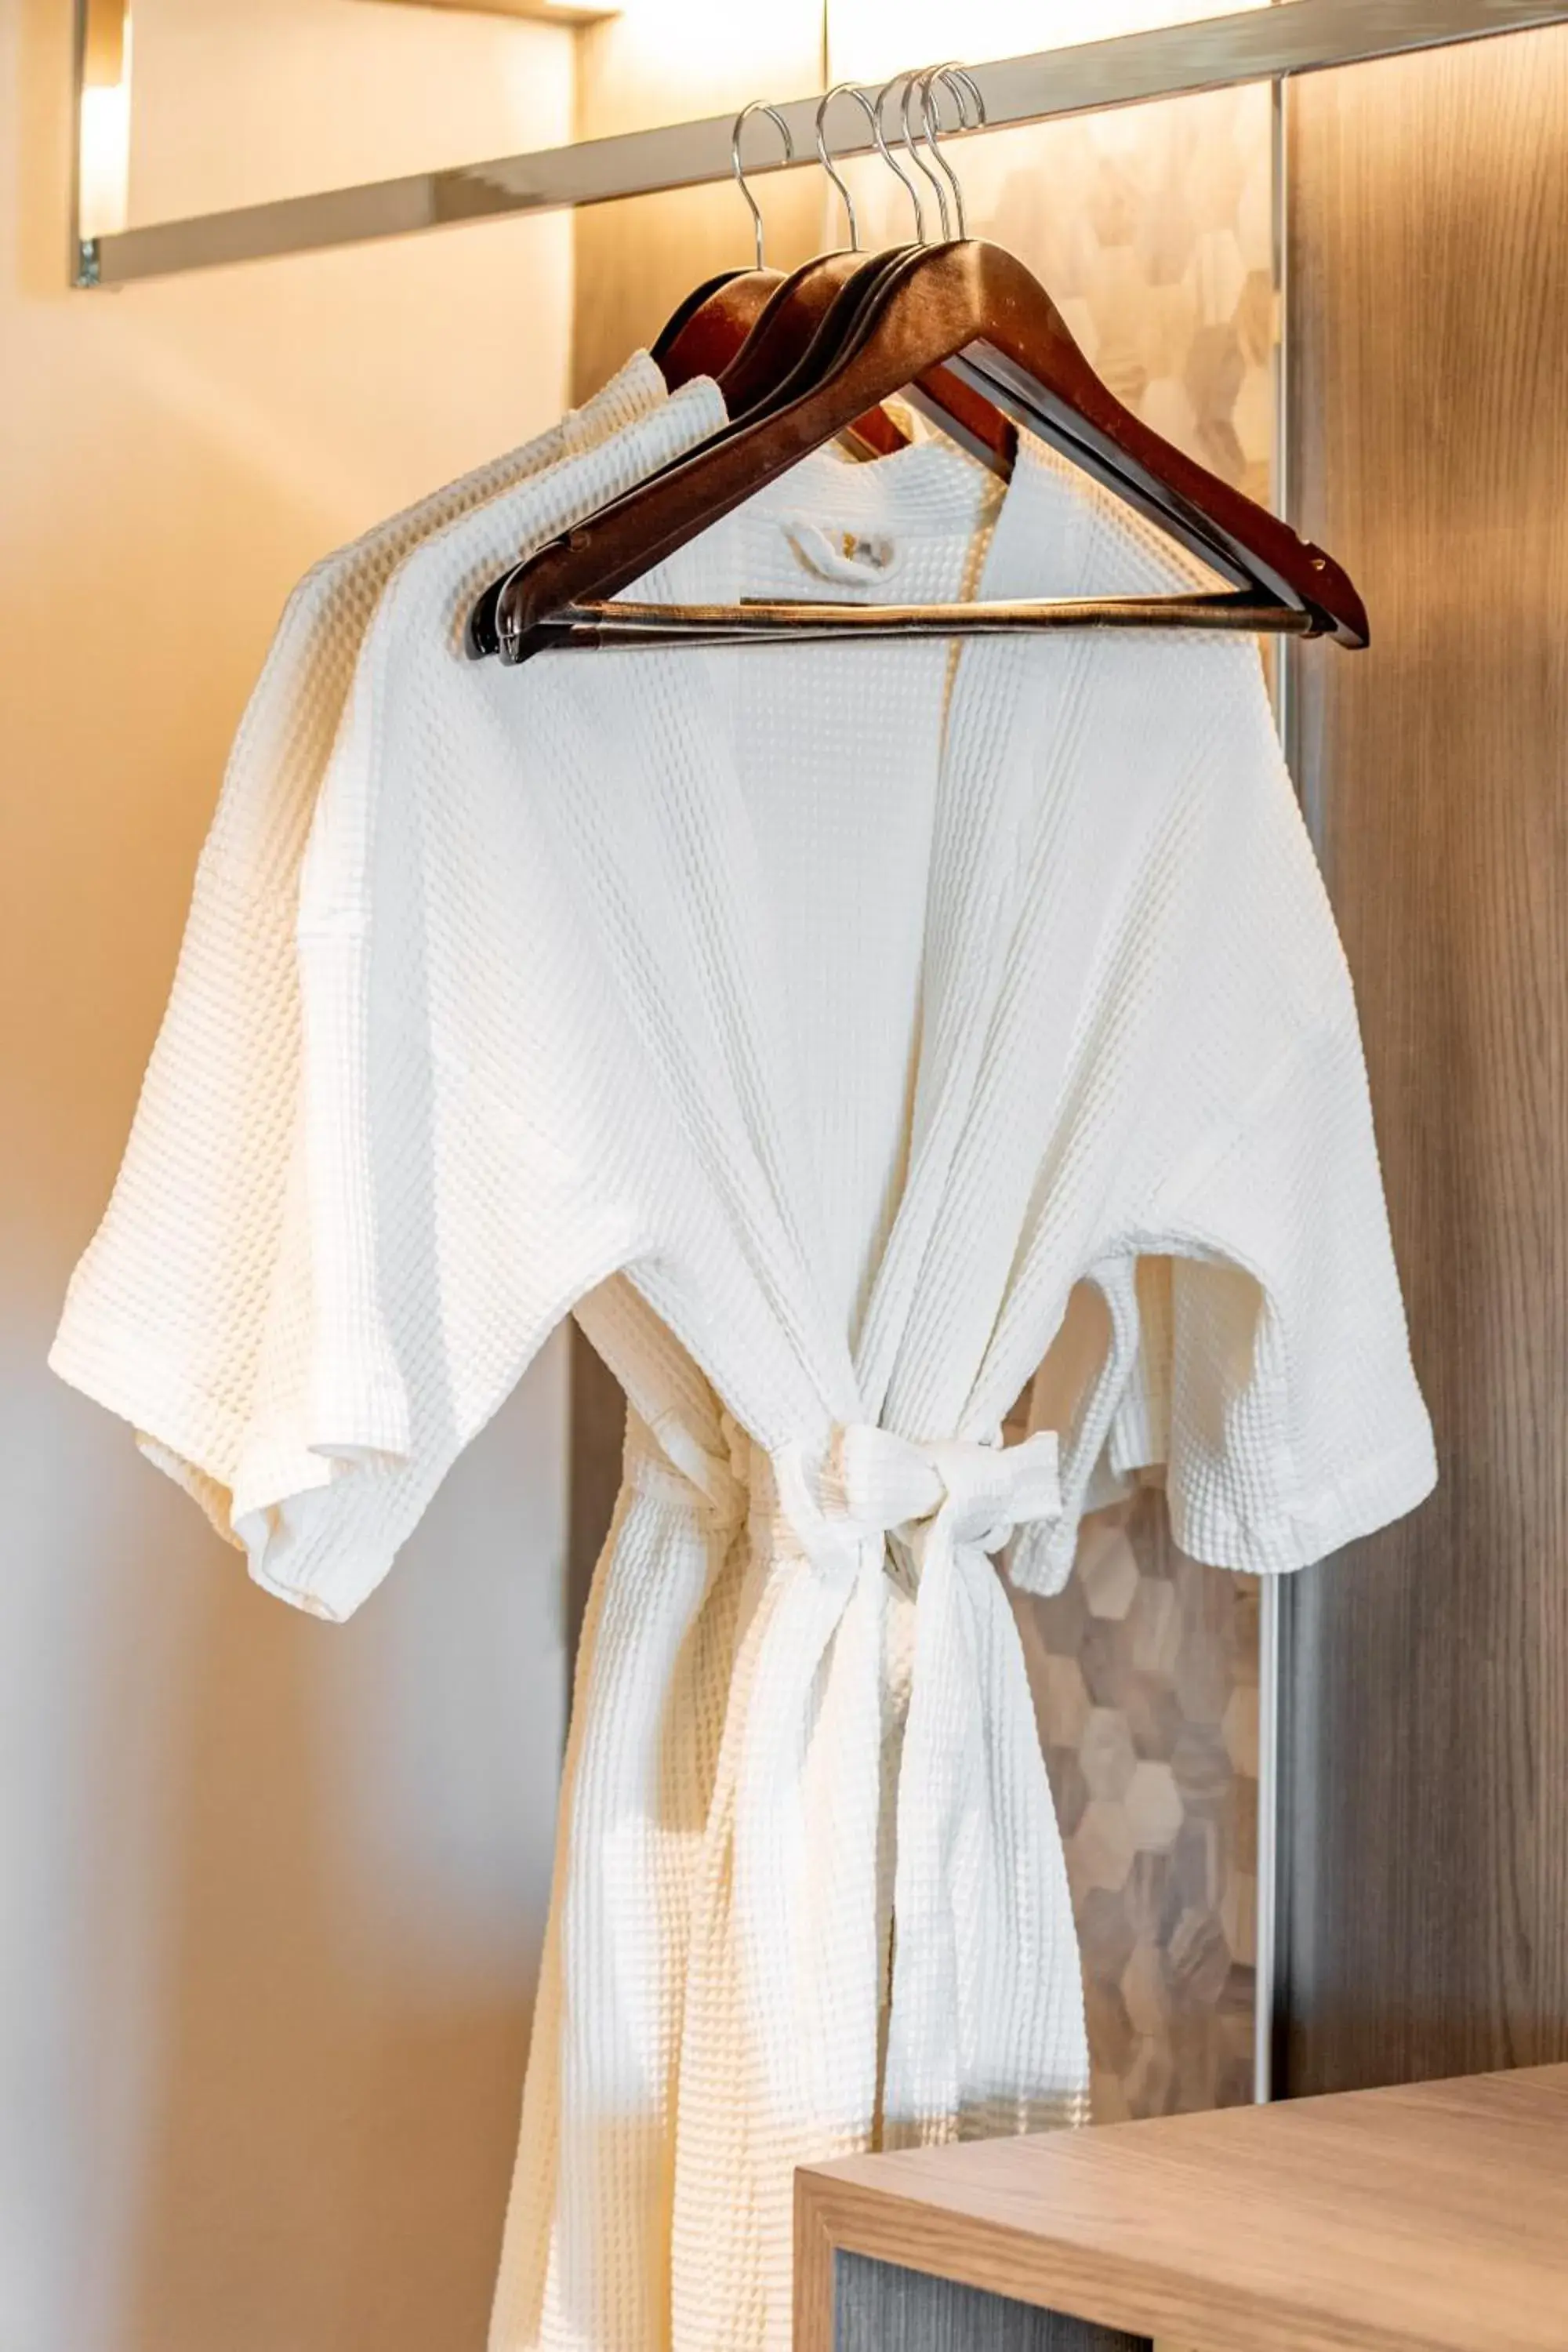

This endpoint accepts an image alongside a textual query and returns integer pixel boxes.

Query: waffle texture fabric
[49,352,694,1545]
[54,417,1436,2352]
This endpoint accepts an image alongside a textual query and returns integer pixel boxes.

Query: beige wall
[0,5,578,2347]
[571,5,827,401]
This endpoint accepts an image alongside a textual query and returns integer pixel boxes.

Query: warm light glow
[510,0,622,17]
[610,0,778,34]
[828,0,1268,79]
[78,10,132,241]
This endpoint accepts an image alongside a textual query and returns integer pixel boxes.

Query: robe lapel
[856,441,1101,1436]
[525,560,860,1446]
[841,445,1156,2156]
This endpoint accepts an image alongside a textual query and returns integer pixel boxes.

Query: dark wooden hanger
[705,79,1009,466]
[466,271,780,662]
[717,251,910,455]
[465,249,907,662]
[479,238,1366,662]
[655,267,786,389]
[718,245,1014,475]
[652,269,743,364]
[463,241,1013,659]
[467,89,1006,655]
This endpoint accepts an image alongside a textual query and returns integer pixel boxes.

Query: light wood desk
[796,2064,1568,2351]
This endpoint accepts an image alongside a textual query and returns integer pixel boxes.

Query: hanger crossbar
[524,593,1321,652]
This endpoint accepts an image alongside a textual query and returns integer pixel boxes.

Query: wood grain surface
[1279,27,1568,2095]
[796,2065,1568,2352]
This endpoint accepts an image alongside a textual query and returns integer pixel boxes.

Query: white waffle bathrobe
[54,421,1435,2352]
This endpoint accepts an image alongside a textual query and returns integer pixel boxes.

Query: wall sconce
[73,0,132,278]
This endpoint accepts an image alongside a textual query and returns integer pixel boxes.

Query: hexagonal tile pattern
[1126,1759,1185,1853]
[1127,1573,1181,1678]
[1012,1475,1261,2123]
[1223,1683,1261,1773]
[1071,1798,1138,1894]
[1120,1938,1171,2038]
[1008,1484,1262,2130]
[844,78,1278,516]
[1080,1708,1138,1804]
[1079,1520,1142,1621]
[1049,1745,1091,1841]
[1041,1653,1094,1750]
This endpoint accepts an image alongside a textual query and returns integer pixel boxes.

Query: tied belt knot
[743,1420,1062,1582]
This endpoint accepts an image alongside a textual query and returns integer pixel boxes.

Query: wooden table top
[795,2066,1568,2352]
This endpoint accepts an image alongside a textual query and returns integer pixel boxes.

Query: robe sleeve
[1029,636,1436,1584]
[1101,1012,1437,1573]
[46,593,335,1545]
[211,652,658,1623]
[227,399,726,1620]
[49,379,720,1623]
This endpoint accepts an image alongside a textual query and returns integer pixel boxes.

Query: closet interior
[47,2,1568,2347]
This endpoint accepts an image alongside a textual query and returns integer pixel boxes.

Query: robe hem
[1169,1419,1438,1574]
[49,1313,398,1621]
[1029,1419,1436,1588]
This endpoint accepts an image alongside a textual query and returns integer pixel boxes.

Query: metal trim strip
[82,0,1568,286]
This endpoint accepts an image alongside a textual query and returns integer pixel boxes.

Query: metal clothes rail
[75,0,1568,288]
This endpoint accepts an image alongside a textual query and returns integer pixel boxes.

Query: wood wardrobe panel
[1279,27,1568,2096]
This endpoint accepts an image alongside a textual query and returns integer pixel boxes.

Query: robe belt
[623,1409,1090,2169]
[757,1421,1062,1582]
[633,1414,1062,1581]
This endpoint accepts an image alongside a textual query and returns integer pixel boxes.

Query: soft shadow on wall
[1,4,577,2348]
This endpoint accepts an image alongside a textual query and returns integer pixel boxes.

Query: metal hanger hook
[815,82,878,252]
[936,63,985,126]
[917,64,982,241]
[872,73,926,240]
[902,67,953,241]
[730,100,794,269]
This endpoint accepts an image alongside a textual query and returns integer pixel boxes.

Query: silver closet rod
[78,0,1568,287]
